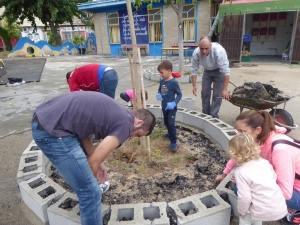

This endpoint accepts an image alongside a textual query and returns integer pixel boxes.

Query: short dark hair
[157,60,173,72]
[134,108,156,135]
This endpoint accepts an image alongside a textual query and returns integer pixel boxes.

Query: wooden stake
[137,48,151,157]
[128,151,137,163]
[127,53,136,110]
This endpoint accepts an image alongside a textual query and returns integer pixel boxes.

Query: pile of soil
[48,121,230,224]
[232,82,289,102]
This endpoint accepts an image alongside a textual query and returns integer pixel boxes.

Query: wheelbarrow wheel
[269,109,294,134]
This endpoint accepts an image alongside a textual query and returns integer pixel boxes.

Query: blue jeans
[286,189,300,210]
[162,107,177,144]
[31,114,103,225]
[99,69,118,99]
[201,69,224,118]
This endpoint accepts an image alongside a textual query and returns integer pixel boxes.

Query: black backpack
[271,139,300,180]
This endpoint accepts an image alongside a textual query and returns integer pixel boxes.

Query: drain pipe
[208,11,219,38]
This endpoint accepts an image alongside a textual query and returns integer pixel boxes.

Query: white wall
[21,27,46,42]
[244,11,295,56]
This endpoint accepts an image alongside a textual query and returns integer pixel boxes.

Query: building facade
[219,0,300,63]
[78,0,211,56]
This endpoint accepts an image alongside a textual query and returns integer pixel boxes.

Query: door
[219,14,244,62]
[290,11,300,63]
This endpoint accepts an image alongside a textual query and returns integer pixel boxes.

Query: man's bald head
[198,36,212,56]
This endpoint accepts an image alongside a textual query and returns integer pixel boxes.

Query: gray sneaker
[99,181,110,193]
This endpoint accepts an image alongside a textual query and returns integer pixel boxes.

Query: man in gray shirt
[31,92,155,225]
[191,36,230,118]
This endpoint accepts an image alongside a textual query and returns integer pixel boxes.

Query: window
[182,5,196,41]
[148,8,162,42]
[108,12,120,44]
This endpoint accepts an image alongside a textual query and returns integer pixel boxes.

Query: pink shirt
[224,126,300,200]
[125,90,134,100]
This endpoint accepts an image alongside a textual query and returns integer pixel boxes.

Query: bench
[120,45,147,55]
[172,42,198,47]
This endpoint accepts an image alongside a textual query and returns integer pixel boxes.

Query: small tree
[72,34,84,46]
[2,18,21,39]
[47,31,61,47]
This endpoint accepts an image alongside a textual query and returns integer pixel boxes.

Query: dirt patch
[48,121,230,223]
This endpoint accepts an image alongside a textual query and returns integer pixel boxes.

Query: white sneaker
[127,101,133,107]
[99,181,110,193]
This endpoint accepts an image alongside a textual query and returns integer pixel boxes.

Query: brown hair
[66,71,72,82]
[228,133,261,165]
[157,60,173,72]
[236,110,276,145]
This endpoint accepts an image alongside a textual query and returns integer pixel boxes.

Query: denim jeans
[286,189,300,210]
[31,114,103,225]
[120,92,130,102]
[201,70,224,118]
[100,69,118,99]
[162,107,177,144]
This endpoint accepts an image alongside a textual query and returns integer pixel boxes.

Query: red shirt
[68,64,100,92]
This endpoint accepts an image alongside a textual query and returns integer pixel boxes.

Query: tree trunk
[177,0,184,75]
[49,22,62,46]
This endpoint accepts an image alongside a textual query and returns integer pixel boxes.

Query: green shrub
[0,27,12,51]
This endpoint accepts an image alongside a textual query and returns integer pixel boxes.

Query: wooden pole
[137,48,151,157]
[127,53,136,110]
[126,0,141,109]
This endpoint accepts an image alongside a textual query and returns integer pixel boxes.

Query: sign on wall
[119,9,149,44]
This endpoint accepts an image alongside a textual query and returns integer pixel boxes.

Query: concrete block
[17,151,44,184]
[182,111,210,130]
[19,173,66,223]
[22,139,49,168]
[146,202,169,225]
[176,108,188,123]
[47,192,111,225]
[203,118,237,152]
[168,190,231,225]
[180,98,196,110]
[176,76,189,83]
[109,203,152,225]
[48,193,81,225]
[147,105,163,119]
[108,202,168,225]
[216,169,238,220]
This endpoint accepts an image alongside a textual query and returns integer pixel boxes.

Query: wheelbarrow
[228,84,298,134]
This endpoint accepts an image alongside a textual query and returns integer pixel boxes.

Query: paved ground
[1,54,299,224]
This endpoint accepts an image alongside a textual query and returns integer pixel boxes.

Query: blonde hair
[228,133,261,165]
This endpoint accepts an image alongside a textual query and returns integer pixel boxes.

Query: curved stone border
[143,65,203,83]
[17,105,238,225]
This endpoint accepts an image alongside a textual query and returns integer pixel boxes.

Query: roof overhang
[78,0,126,12]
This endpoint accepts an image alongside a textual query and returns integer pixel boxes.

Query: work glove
[165,101,176,111]
[156,93,163,101]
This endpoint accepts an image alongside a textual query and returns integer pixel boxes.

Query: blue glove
[156,93,163,101]
[165,101,176,110]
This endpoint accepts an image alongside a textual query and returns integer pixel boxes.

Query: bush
[72,35,84,46]
[47,31,61,47]
[0,27,12,51]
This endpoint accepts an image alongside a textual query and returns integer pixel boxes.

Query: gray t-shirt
[36,92,134,145]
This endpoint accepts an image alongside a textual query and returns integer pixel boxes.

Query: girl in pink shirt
[215,110,300,224]
[120,89,148,107]
[228,133,287,225]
